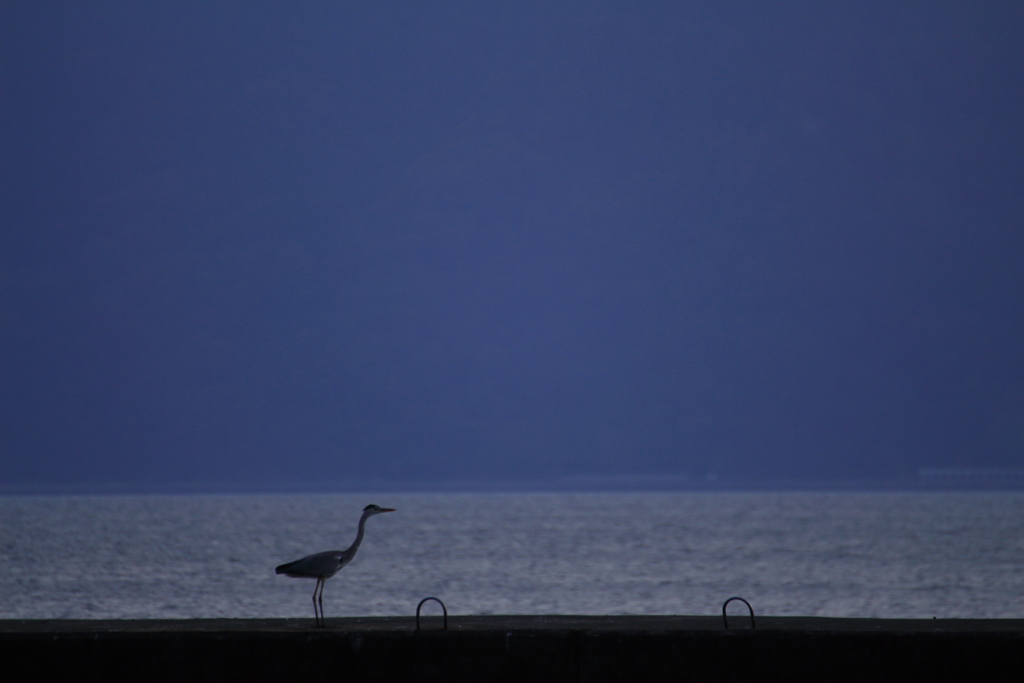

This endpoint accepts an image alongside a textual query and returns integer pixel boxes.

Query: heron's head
[363,503,396,516]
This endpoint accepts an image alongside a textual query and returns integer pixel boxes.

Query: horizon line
[3,472,1024,496]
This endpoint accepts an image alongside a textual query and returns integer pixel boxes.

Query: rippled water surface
[2,492,1023,619]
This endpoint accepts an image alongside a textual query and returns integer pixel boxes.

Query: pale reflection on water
[2,492,1023,619]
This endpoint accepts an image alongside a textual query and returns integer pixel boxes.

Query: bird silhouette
[276,503,395,626]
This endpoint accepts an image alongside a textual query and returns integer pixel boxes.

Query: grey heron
[275,503,395,627]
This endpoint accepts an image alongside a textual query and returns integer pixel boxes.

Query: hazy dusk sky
[2,3,1022,491]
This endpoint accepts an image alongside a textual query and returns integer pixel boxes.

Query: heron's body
[276,504,394,626]
[275,550,350,579]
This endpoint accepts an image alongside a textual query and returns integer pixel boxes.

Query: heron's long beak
[379,508,396,513]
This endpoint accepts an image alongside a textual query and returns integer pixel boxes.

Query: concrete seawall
[3,615,1023,682]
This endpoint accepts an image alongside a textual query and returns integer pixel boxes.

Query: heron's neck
[348,511,370,555]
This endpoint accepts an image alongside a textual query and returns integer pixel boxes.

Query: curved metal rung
[416,597,448,631]
[722,596,756,629]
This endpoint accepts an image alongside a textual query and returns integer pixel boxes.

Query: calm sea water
[1,492,1022,620]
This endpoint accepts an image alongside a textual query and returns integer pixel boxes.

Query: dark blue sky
[2,2,1022,490]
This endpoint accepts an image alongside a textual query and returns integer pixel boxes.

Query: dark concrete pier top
[4,613,1024,633]
[4,615,1024,682]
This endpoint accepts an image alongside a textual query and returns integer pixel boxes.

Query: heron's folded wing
[275,551,342,577]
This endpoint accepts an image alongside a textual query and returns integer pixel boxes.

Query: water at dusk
[2,492,1022,620]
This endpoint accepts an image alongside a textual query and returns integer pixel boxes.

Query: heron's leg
[317,578,326,627]
[318,580,325,627]
[312,578,323,627]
